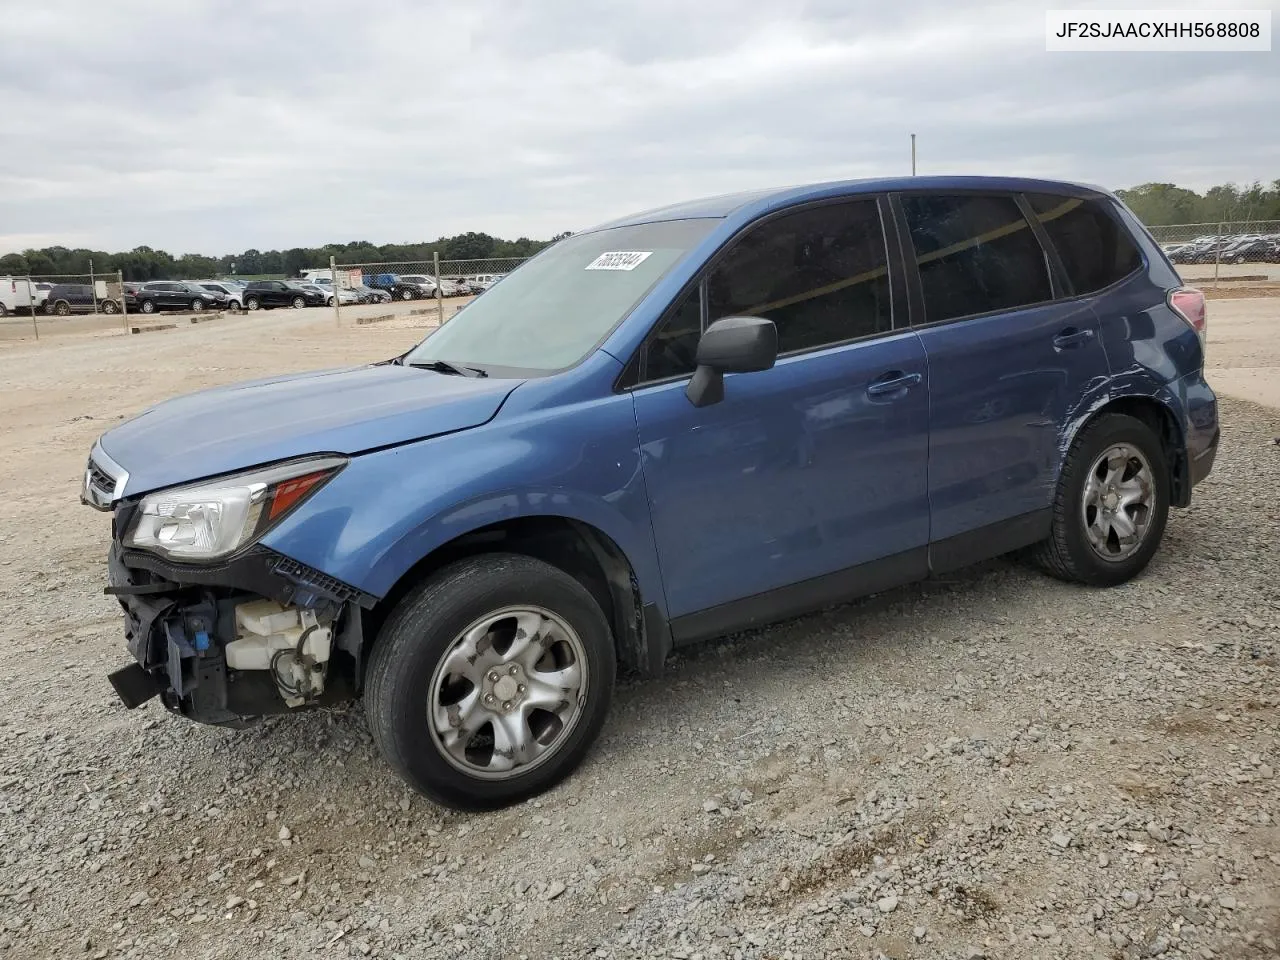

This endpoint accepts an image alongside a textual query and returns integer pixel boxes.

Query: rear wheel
[0,302,8,317]
[291,296,306,309]
[101,300,119,315]
[55,301,71,316]
[140,299,156,315]
[1028,413,1170,587]
[365,554,616,811]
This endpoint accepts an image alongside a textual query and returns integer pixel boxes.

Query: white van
[0,278,49,317]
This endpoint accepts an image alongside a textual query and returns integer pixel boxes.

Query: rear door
[154,282,182,308]
[893,191,1110,562]
[631,195,932,630]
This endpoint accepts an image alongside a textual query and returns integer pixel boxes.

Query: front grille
[88,460,114,493]
[83,455,120,510]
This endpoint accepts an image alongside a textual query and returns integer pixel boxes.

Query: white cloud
[0,0,1276,255]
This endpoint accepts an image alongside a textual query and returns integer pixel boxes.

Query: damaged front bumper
[105,539,376,726]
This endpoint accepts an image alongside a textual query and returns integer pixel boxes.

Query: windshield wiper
[408,360,487,378]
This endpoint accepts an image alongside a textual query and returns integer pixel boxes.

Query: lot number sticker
[585,251,653,271]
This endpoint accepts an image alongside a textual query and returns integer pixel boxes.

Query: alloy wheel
[1081,443,1156,561]
[427,606,588,780]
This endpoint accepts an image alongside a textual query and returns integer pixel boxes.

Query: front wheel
[55,301,71,316]
[190,299,204,312]
[291,296,306,309]
[245,297,260,311]
[365,554,616,811]
[399,288,414,301]
[101,300,119,315]
[1028,413,1170,587]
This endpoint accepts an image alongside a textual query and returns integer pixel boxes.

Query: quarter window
[901,194,1053,323]
[642,287,702,382]
[1027,193,1143,295]
[706,199,892,354]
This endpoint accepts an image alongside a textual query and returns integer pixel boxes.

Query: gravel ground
[0,308,1277,960]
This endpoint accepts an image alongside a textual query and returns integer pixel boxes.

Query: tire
[365,553,616,811]
[289,296,305,309]
[230,300,242,311]
[101,300,119,315]
[191,299,204,312]
[140,299,156,315]
[1028,413,1170,587]
[399,288,414,301]
[246,297,260,311]
[326,296,335,307]
[0,302,8,317]
[55,301,71,316]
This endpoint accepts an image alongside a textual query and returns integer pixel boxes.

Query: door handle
[866,371,923,398]
[1052,327,1095,349]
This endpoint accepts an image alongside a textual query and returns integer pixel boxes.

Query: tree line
[0,231,573,282]
[1115,180,1280,227]
[3,178,1279,280]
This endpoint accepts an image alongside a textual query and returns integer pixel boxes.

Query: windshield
[403,218,717,374]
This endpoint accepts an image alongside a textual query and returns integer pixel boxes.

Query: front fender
[259,390,666,613]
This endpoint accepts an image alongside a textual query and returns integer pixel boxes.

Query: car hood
[98,364,523,496]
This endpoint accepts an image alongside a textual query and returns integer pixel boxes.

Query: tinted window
[642,287,701,382]
[706,199,891,353]
[1027,194,1143,295]
[902,194,1052,322]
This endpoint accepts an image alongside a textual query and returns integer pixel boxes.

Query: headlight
[125,456,346,561]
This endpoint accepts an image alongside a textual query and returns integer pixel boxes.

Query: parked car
[287,281,337,305]
[1219,237,1279,263]
[296,280,360,306]
[44,283,120,315]
[82,175,1217,811]
[465,274,500,294]
[130,281,221,315]
[198,281,245,309]
[437,278,470,297]
[241,280,324,310]
[351,284,391,304]
[365,273,437,301]
[0,277,47,317]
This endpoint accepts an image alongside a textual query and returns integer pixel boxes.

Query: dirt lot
[0,304,1277,960]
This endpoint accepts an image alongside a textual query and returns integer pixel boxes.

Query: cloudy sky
[1,0,1276,255]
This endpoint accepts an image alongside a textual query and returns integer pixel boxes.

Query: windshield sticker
[585,251,653,271]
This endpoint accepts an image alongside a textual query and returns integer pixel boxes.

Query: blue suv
[83,176,1219,809]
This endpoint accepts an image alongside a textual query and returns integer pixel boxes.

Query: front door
[630,196,931,630]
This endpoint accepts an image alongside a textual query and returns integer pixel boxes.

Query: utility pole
[910,134,917,176]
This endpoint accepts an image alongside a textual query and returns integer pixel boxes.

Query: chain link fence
[1148,220,1280,284]
[0,271,132,339]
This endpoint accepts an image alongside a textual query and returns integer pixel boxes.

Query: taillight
[1169,287,1207,348]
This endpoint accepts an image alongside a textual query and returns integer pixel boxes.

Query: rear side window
[902,194,1053,323]
[1027,194,1143,295]
[706,198,892,354]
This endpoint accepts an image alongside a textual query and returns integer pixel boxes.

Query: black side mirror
[686,315,778,408]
